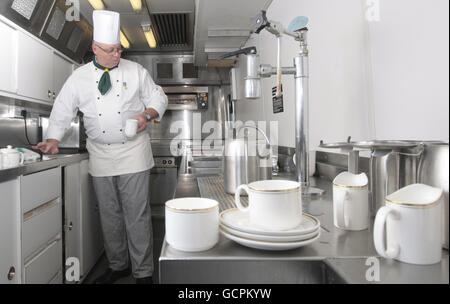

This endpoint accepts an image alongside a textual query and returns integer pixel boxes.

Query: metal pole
[294,56,308,186]
[294,29,324,196]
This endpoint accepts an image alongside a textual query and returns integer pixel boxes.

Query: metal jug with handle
[353,141,425,218]
[224,125,272,194]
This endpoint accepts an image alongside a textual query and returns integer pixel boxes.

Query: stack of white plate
[219,208,321,251]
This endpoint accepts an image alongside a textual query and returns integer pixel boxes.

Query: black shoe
[93,268,131,284]
[135,276,154,284]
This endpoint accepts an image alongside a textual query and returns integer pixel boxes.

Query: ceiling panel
[78,0,194,52]
[194,0,273,66]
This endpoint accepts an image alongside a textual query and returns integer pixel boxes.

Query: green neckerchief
[93,57,118,95]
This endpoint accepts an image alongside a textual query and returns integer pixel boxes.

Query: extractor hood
[78,0,195,53]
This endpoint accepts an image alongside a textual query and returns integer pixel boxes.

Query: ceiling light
[88,0,105,10]
[120,31,130,49]
[141,23,157,48]
[129,0,142,12]
[143,29,157,48]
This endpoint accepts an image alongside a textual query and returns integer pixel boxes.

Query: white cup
[0,145,24,169]
[165,198,219,252]
[124,119,138,138]
[235,180,302,231]
[374,183,443,265]
[293,151,316,177]
[332,172,369,231]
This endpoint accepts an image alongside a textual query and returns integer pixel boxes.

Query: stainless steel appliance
[149,157,178,206]
[41,114,86,152]
[224,125,272,194]
[163,86,209,111]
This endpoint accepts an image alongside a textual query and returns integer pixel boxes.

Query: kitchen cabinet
[16,31,54,103]
[21,166,61,213]
[0,178,21,284]
[10,24,75,104]
[23,238,62,284]
[53,53,74,99]
[0,19,17,94]
[64,160,103,282]
[21,167,63,284]
[80,159,103,277]
[64,162,81,282]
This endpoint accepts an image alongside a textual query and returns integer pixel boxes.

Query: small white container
[374,183,443,265]
[165,197,219,252]
[235,180,302,231]
[1,145,24,169]
[124,119,138,138]
[332,172,369,231]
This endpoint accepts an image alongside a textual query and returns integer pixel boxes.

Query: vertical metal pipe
[294,28,323,196]
[294,55,309,186]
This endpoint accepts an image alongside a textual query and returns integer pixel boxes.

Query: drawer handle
[68,221,73,231]
[48,90,52,98]
[7,266,15,281]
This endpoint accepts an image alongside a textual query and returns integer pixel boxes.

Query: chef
[32,10,168,284]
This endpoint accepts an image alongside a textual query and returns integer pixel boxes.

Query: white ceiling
[77,0,272,65]
[193,0,272,66]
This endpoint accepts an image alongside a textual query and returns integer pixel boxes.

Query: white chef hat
[93,10,120,45]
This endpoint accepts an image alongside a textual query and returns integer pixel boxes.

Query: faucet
[220,10,323,196]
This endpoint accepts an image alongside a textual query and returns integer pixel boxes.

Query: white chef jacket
[46,58,168,177]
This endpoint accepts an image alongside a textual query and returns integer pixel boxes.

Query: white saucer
[220,227,321,251]
[220,208,320,236]
[220,223,319,242]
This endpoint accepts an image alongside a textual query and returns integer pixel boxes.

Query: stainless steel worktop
[159,173,449,284]
[0,153,89,183]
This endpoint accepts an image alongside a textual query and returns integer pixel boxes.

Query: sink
[159,259,346,284]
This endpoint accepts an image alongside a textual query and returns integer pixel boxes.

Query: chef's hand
[32,139,59,155]
[135,113,148,133]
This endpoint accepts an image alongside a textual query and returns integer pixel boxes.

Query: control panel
[197,92,208,109]
[154,157,177,168]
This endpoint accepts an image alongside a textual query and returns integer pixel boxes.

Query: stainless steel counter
[0,153,89,183]
[159,174,449,284]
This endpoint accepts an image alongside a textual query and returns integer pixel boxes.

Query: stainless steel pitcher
[369,145,424,217]
[224,126,272,194]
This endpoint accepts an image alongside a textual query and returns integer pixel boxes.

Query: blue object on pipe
[288,16,309,32]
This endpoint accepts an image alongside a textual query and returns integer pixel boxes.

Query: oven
[163,86,209,111]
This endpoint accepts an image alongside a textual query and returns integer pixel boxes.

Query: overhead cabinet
[0,16,76,104]
[16,31,54,102]
[0,19,17,94]
[53,52,75,98]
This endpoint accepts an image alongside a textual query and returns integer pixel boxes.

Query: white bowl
[165,197,219,252]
